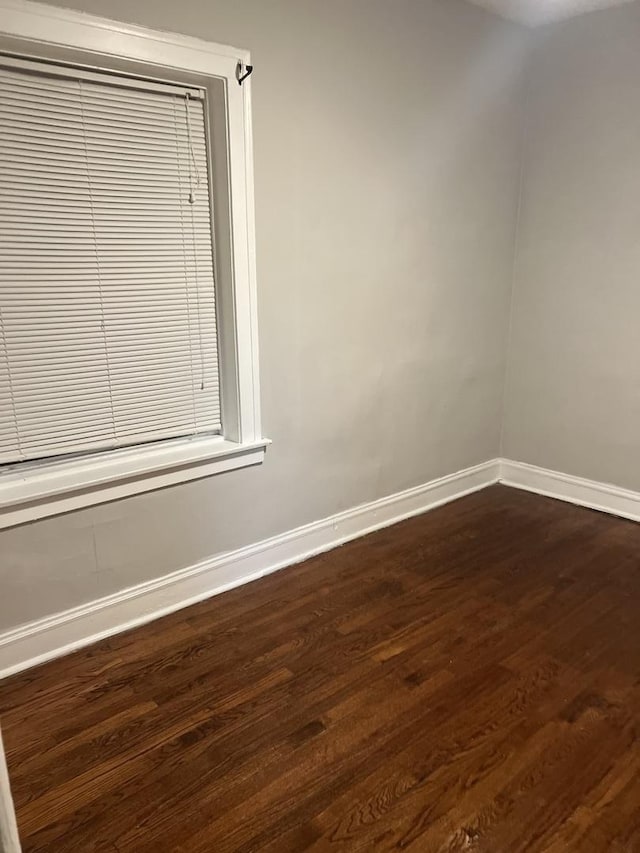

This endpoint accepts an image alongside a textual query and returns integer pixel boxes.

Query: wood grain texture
[1,484,640,852]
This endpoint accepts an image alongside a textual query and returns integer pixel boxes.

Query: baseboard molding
[0,458,500,679]
[499,459,640,523]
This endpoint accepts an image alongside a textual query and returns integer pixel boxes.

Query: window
[1,58,221,462]
[0,1,266,529]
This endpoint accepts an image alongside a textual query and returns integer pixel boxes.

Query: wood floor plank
[1,485,640,851]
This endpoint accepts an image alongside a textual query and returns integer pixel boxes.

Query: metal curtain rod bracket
[236,61,253,86]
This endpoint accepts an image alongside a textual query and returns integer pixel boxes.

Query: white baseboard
[499,459,640,523]
[0,459,500,680]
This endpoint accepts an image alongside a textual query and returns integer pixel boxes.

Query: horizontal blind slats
[0,69,202,103]
[16,411,221,442]
[0,60,221,464]
[16,396,221,427]
[0,200,209,214]
[0,134,206,160]
[0,149,205,172]
[5,360,220,381]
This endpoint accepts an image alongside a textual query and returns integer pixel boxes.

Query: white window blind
[0,57,221,466]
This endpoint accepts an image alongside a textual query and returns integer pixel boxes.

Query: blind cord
[173,96,199,427]
[185,92,201,205]
[184,92,206,390]
[0,305,23,460]
[78,77,118,442]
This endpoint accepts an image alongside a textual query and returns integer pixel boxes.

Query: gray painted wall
[0,0,527,631]
[503,3,640,491]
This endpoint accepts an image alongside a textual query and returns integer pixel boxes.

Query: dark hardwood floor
[1,485,640,852]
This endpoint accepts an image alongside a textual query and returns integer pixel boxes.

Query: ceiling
[467,0,637,26]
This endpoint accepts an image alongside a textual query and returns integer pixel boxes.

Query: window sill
[0,436,270,530]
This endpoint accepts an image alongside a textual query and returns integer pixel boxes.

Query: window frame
[0,0,267,529]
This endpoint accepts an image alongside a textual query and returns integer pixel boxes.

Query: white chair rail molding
[0,0,268,530]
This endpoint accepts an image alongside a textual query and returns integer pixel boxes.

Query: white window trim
[0,0,268,529]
